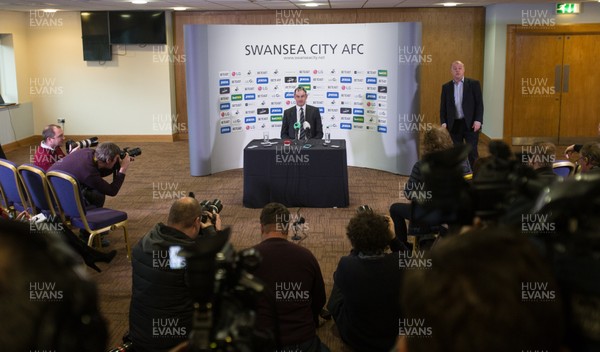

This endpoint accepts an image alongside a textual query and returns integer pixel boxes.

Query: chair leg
[407,235,418,255]
[122,227,131,260]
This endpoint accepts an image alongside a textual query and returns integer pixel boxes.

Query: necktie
[299,107,305,140]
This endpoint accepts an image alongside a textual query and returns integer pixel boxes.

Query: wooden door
[504,24,600,146]
[559,34,600,144]
[510,34,563,145]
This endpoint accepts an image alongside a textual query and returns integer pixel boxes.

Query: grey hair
[94,142,121,162]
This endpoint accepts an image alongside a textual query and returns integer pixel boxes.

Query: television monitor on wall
[109,11,167,45]
[81,11,112,61]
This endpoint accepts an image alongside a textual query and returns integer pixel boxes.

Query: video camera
[173,227,274,352]
[65,137,98,153]
[420,143,600,351]
[119,147,142,159]
[417,141,549,227]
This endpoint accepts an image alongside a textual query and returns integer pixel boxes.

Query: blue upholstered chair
[46,170,131,258]
[0,158,30,214]
[17,164,57,217]
[552,160,576,177]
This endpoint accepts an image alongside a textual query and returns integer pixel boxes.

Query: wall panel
[173,8,485,141]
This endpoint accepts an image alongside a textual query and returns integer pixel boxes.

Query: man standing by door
[440,60,484,167]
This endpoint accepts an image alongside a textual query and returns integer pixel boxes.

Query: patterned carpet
[6,140,410,351]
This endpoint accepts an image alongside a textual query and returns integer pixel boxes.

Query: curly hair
[346,212,391,253]
[424,126,454,155]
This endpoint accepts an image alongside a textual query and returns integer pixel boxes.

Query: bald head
[167,197,202,229]
[451,60,465,82]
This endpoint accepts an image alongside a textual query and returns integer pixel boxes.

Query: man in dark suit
[440,60,484,166]
[281,86,323,140]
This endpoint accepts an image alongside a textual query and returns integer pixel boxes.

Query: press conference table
[243,139,349,208]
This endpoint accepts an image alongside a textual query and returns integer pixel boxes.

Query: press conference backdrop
[185,23,421,176]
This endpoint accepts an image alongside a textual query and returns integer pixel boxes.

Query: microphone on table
[302,121,311,140]
[294,121,301,140]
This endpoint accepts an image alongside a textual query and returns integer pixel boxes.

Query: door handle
[562,65,570,93]
[554,65,562,93]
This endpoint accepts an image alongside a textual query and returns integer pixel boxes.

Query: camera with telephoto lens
[200,199,223,224]
[119,147,142,159]
[174,227,274,352]
[65,137,98,153]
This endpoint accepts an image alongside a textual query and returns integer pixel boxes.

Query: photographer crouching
[128,197,221,352]
[49,142,138,208]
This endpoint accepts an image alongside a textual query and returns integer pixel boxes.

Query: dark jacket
[129,224,216,352]
[330,251,403,352]
[251,237,326,346]
[281,105,323,140]
[49,148,124,196]
[440,77,484,131]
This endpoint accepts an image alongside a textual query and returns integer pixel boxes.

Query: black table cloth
[243,139,349,208]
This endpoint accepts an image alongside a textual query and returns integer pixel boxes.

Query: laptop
[0,94,16,107]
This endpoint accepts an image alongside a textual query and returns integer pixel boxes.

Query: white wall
[483,3,600,139]
[0,11,34,145]
[27,11,175,136]
[0,10,176,143]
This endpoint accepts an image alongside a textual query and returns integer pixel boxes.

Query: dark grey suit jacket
[280,104,323,140]
[440,78,484,130]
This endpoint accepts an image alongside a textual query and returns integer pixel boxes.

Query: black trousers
[0,144,6,159]
[450,119,479,167]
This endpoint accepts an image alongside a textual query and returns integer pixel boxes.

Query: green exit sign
[556,3,580,14]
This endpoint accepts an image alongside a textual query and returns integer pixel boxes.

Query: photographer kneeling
[49,142,134,208]
[129,197,221,352]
